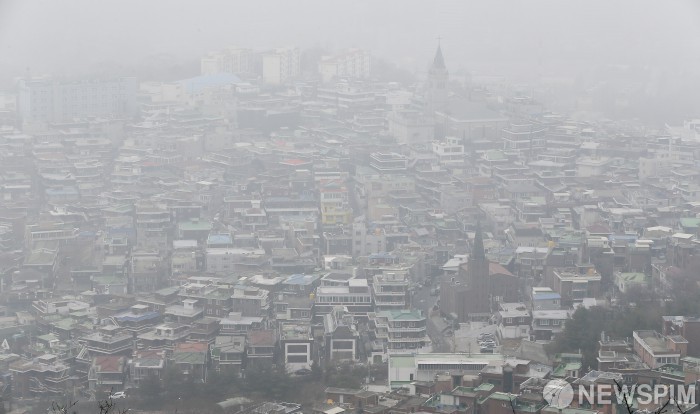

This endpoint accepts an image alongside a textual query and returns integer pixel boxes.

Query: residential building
[279,322,314,373]
[262,47,300,85]
[172,342,209,383]
[318,49,372,82]
[210,335,246,374]
[17,77,137,124]
[371,309,431,355]
[633,330,687,368]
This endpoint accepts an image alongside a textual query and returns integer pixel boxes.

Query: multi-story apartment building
[17,77,137,125]
[10,355,73,397]
[318,49,372,82]
[319,179,353,227]
[314,278,372,316]
[372,271,409,312]
[262,47,300,85]
[371,309,431,355]
[135,200,170,251]
[201,47,254,75]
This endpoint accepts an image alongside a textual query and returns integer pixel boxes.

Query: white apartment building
[318,49,372,83]
[201,47,253,75]
[17,77,137,124]
[432,137,465,165]
[372,271,409,311]
[314,278,372,316]
[262,48,300,85]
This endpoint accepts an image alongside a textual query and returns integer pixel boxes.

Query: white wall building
[262,48,300,85]
[18,77,137,125]
[318,49,372,83]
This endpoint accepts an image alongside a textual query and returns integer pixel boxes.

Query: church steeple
[471,222,485,260]
[432,44,446,70]
[425,41,449,115]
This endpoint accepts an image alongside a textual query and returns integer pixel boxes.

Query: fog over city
[2,2,700,414]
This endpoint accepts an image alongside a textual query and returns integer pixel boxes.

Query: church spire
[471,222,485,260]
[432,43,446,70]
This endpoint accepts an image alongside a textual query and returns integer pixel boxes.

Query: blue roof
[208,234,233,245]
[115,311,160,323]
[178,73,242,94]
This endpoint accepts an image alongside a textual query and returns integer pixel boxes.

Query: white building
[201,47,254,75]
[388,353,504,389]
[262,48,300,85]
[205,248,267,274]
[318,49,372,83]
[432,137,465,165]
[17,77,137,125]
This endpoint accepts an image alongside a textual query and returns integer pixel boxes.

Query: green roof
[475,383,495,392]
[617,272,648,283]
[173,351,207,365]
[680,218,700,229]
[389,355,415,368]
[179,220,213,232]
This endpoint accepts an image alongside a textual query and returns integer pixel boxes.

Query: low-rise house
[190,317,220,343]
[231,286,270,317]
[172,342,209,383]
[614,271,649,294]
[220,312,266,335]
[633,330,687,368]
[497,303,531,339]
[274,293,313,322]
[113,304,162,336]
[164,299,204,324]
[82,325,133,356]
[531,309,570,341]
[279,322,314,373]
[246,329,276,368]
[137,323,191,350]
[88,355,127,394]
[323,306,360,361]
[211,335,246,374]
[130,349,167,386]
[530,287,561,311]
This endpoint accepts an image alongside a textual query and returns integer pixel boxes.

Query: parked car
[110,392,126,400]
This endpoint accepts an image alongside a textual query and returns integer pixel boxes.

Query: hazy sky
[1,0,700,82]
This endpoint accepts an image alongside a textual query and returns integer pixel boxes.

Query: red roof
[280,159,311,166]
[92,356,125,373]
[247,329,276,347]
